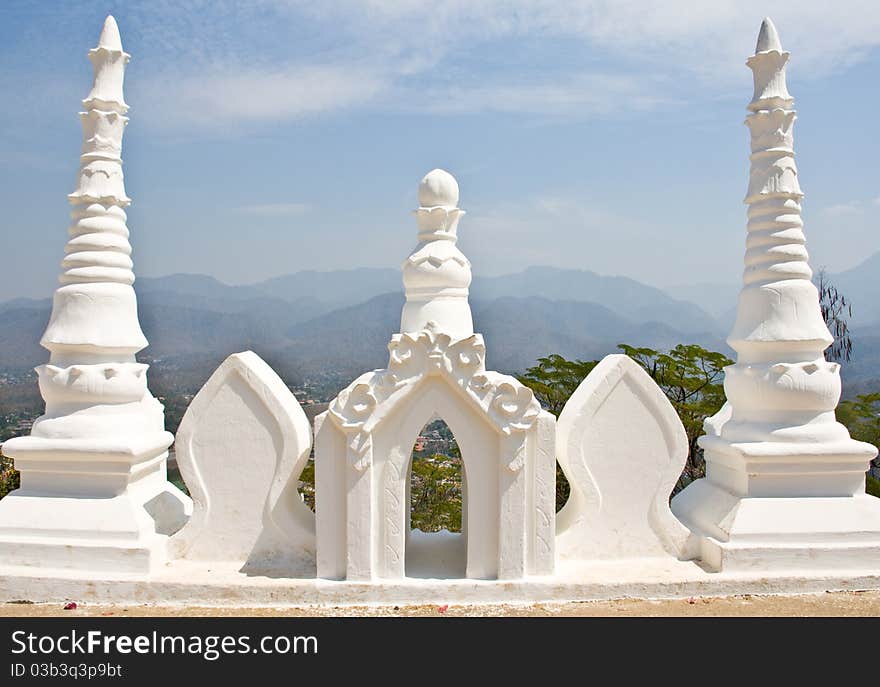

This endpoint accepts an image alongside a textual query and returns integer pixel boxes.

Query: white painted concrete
[0,16,190,575]
[401,169,473,339]
[671,18,880,572]
[316,171,556,582]
[0,559,878,608]
[170,352,315,576]
[557,355,692,562]
[0,16,878,605]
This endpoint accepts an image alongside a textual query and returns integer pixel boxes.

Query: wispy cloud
[461,192,650,276]
[138,64,388,129]
[15,1,880,130]
[533,195,628,228]
[821,201,864,217]
[286,0,880,81]
[235,202,311,217]
[405,73,675,117]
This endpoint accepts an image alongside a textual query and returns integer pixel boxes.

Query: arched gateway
[315,170,557,581]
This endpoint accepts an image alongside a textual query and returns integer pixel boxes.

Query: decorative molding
[328,322,541,457]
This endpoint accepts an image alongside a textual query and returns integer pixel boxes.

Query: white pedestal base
[0,434,191,574]
[0,557,878,608]
[672,479,880,573]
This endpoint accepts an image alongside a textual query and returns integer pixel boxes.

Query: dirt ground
[1,590,879,617]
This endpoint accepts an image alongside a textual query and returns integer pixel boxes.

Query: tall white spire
[84,15,128,111]
[671,18,880,573]
[727,16,838,443]
[400,169,473,338]
[0,17,190,574]
[43,13,143,368]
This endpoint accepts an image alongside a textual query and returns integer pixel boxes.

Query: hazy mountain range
[1,255,878,395]
[667,252,880,331]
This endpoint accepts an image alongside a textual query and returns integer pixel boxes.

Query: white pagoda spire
[45,14,142,368]
[725,16,839,442]
[0,16,191,574]
[400,169,473,338]
[671,18,880,572]
[36,14,154,435]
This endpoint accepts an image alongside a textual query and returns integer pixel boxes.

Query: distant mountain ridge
[662,250,880,330]
[138,265,724,336]
[470,267,718,336]
[2,262,878,396]
[0,265,722,378]
[829,252,880,327]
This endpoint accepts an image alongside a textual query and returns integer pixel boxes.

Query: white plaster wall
[314,411,348,580]
[557,355,690,562]
[171,352,314,575]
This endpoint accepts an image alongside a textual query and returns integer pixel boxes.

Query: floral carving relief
[328,322,541,473]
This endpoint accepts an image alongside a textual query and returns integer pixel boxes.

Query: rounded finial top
[755,17,782,54]
[97,15,123,51]
[418,169,459,208]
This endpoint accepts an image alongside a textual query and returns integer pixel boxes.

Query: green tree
[0,449,20,500]
[520,343,733,506]
[409,455,462,532]
[518,355,600,417]
[838,392,880,446]
[837,392,880,496]
[298,459,316,511]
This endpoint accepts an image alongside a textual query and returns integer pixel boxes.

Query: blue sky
[1,1,878,300]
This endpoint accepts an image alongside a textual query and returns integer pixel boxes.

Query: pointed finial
[97,15,123,52]
[755,17,782,54]
[418,169,459,208]
[84,14,129,112]
[746,16,792,108]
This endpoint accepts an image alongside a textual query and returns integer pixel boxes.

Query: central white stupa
[314,169,556,582]
[401,169,473,338]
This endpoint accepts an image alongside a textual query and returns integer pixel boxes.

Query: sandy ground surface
[1,591,879,617]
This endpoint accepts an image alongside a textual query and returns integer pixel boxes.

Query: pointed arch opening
[405,417,467,579]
